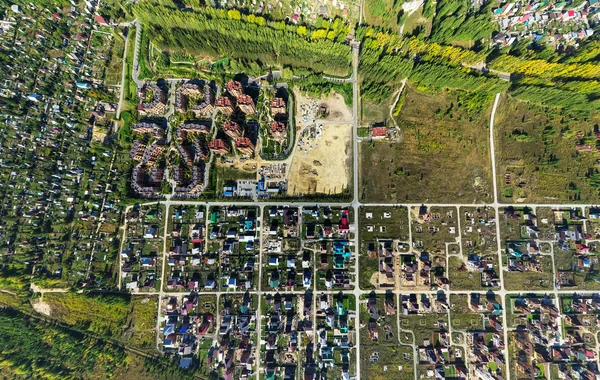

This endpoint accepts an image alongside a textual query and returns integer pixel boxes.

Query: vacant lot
[125,296,158,349]
[288,122,352,195]
[42,293,130,338]
[361,344,414,380]
[503,256,554,291]
[494,96,600,203]
[359,86,494,203]
[288,91,353,195]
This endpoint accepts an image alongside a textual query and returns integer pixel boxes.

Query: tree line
[132,3,352,76]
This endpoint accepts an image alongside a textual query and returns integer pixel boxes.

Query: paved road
[115,22,134,123]
[131,20,142,88]
[349,40,363,380]
[488,92,512,380]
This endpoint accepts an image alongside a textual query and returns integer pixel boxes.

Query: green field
[359,86,494,203]
[495,96,600,203]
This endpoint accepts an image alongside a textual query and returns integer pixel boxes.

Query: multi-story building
[223,120,242,141]
[132,122,164,139]
[142,141,165,167]
[174,165,206,195]
[270,97,286,116]
[226,80,244,98]
[177,144,193,166]
[149,167,164,183]
[235,137,255,157]
[129,140,147,161]
[192,138,209,162]
[176,82,214,117]
[215,96,235,115]
[209,139,230,155]
[176,83,201,113]
[176,123,210,141]
[270,121,286,143]
[237,94,256,115]
[131,165,161,198]
[137,82,167,115]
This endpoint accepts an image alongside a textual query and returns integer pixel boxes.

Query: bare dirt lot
[32,298,52,316]
[294,90,353,125]
[287,89,353,195]
[288,122,352,195]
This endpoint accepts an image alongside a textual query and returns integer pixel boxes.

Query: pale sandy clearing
[32,298,52,316]
[287,122,352,195]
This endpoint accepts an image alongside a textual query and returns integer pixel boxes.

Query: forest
[356,21,600,111]
[0,309,128,378]
[0,308,197,379]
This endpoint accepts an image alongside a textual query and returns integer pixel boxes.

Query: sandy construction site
[287,90,353,196]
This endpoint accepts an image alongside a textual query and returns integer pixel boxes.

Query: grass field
[360,344,414,380]
[450,294,485,331]
[361,99,392,126]
[126,295,158,349]
[495,96,600,203]
[448,256,483,290]
[358,206,409,289]
[105,32,125,86]
[359,86,494,203]
[555,250,600,290]
[43,293,130,338]
[214,164,257,196]
[399,312,447,345]
[402,6,432,36]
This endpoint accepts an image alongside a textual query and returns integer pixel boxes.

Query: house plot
[206,206,260,292]
[164,205,211,292]
[260,292,314,380]
[555,294,600,378]
[159,292,208,369]
[359,292,412,380]
[212,293,259,380]
[121,204,165,292]
[499,207,555,291]
[399,292,467,379]
[450,293,506,380]
[506,294,563,379]
[262,206,305,291]
[300,206,356,291]
[358,206,409,291]
[196,294,218,376]
[315,292,357,380]
[410,206,456,291]
[449,207,500,290]
[547,207,600,290]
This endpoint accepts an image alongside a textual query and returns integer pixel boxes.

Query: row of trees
[358,26,506,104]
[133,3,352,76]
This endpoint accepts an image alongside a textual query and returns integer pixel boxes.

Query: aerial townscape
[1,0,600,379]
